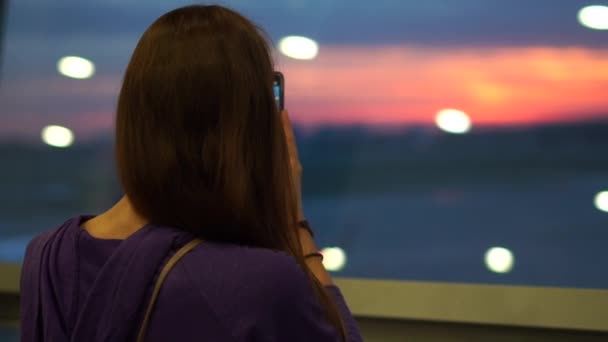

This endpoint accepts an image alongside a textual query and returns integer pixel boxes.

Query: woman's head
[116,5,287,246]
[115,5,345,339]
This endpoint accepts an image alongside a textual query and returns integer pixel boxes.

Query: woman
[19,4,362,342]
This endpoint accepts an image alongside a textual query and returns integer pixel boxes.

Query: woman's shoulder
[173,242,317,308]
[152,243,338,341]
[161,243,317,327]
[23,216,82,260]
[182,242,309,288]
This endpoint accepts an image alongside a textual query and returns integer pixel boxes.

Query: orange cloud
[277,46,608,127]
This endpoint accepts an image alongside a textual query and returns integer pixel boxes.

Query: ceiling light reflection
[278,36,319,60]
[321,247,347,272]
[484,247,514,274]
[57,56,96,79]
[594,191,608,213]
[41,125,74,148]
[578,5,608,30]
[435,109,472,134]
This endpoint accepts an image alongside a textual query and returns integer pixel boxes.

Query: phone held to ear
[273,71,285,111]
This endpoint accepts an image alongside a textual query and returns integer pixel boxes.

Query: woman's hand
[281,110,305,221]
[281,110,333,285]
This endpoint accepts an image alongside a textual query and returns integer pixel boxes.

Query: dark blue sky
[5,0,607,46]
[3,0,606,82]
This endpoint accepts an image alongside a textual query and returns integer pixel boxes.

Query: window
[1,0,608,290]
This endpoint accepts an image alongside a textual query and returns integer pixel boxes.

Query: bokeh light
[321,247,347,272]
[57,56,96,79]
[484,247,514,274]
[41,125,74,148]
[435,109,472,134]
[578,5,608,30]
[278,36,319,60]
[594,191,608,213]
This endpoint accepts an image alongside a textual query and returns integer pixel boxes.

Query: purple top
[20,216,362,341]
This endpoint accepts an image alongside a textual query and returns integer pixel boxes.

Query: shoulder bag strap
[136,238,203,342]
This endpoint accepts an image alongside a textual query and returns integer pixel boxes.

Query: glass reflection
[57,56,96,79]
[435,109,472,134]
[41,125,75,148]
[278,36,319,60]
[594,191,608,213]
[578,5,608,30]
[484,247,514,274]
[322,247,347,272]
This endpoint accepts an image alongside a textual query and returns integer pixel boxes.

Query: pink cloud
[3,45,608,142]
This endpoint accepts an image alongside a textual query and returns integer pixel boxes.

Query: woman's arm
[282,109,335,285]
[282,110,362,341]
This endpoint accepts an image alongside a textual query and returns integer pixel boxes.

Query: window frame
[2,263,607,331]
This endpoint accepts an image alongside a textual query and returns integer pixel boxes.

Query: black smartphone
[273,71,285,111]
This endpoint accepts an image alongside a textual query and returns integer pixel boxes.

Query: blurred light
[594,191,608,213]
[435,109,472,134]
[278,36,319,60]
[321,247,347,272]
[57,56,96,79]
[484,247,514,274]
[41,125,74,148]
[578,5,608,30]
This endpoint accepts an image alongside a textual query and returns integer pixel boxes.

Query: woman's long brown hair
[115,5,345,340]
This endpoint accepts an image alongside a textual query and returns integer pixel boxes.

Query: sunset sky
[1,0,607,140]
